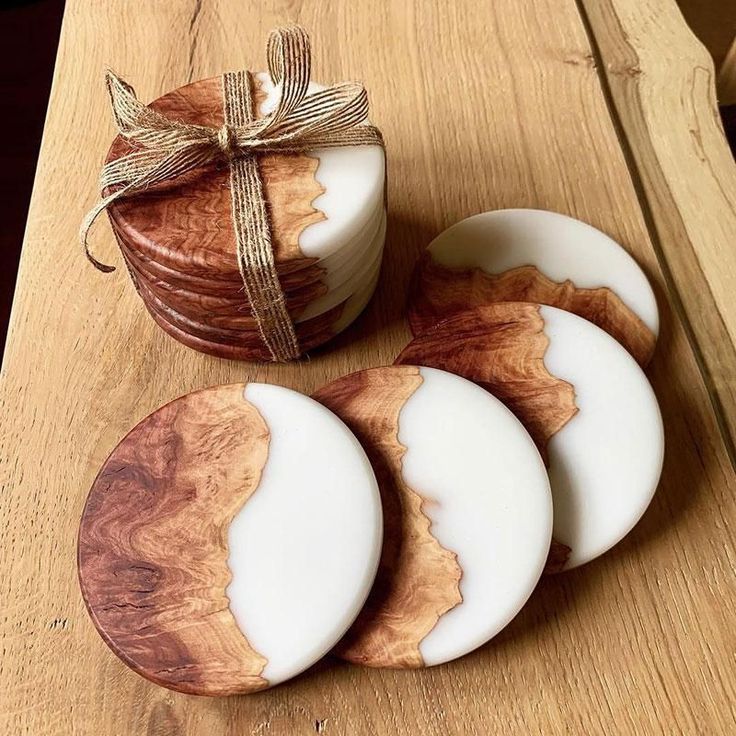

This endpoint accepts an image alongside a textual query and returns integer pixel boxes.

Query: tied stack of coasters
[81,26,386,362]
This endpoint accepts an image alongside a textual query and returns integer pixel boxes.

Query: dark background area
[0,0,734,354]
[0,0,65,349]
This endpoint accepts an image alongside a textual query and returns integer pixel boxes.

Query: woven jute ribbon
[80,25,384,361]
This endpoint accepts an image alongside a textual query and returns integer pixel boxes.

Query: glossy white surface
[540,306,665,568]
[427,209,659,335]
[298,213,386,322]
[399,367,552,666]
[227,384,382,685]
[257,73,385,261]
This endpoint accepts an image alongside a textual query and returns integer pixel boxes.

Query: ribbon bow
[80,25,384,361]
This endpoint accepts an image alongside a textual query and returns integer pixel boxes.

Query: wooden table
[2,1,735,733]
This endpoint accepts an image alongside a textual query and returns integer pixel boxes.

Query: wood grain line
[78,384,270,696]
[578,0,736,467]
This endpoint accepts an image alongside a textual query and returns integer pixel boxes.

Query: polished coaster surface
[396,304,665,571]
[408,208,659,365]
[78,383,382,695]
[313,365,552,668]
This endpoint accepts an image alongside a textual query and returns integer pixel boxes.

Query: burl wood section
[78,384,271,696]
[106,75,327,283]
[409,257,657,366]
[313,366,463,668]
[396,303,576,572]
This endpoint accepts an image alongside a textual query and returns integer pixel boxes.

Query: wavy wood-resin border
[409,258,656,365]
[397,304,664,571]
[397,304,576,572]
[314,366,462,667]
[78,384,270,696]
[313,365,552,667]
[78,383,383,694]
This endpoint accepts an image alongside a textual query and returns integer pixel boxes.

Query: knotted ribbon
[80,25,384,361]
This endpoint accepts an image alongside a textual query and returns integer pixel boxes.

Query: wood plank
[581,0,736,462]
[1,1,734,734]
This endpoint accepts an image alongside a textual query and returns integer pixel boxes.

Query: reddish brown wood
[312,366,463,668]
[78,384,271,696]
[408,256,657,365]
[136,276,356,361]
[114,222,326,296]
[106,75,326,282]
[122,245,328,327]
[395,304,578,573]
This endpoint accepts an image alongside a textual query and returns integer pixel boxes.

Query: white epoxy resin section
[540,306,665,568]
[426,208,659,334]
[227,384,382,685]
[256,73,386,261]
[401,367,553,666]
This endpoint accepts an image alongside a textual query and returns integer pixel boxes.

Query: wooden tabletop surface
[1,1,735,733]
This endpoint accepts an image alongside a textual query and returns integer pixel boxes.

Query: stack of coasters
[84,26,386,362]
[106,73,385,361]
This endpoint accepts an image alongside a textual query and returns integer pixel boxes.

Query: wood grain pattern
[580,0,736,456]
[409,258,657,365]
[396,303,576,573]
[123,242,328,326]
[313,366,462,668]
[107,75,326,280]
[135,272,354,361]
[3,0,736,733]
[78,384,270,696]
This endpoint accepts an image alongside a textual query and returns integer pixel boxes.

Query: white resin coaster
[409,208,659,365]
[396,304,665,571]
[313,365,552,668]
[78,383,382,695]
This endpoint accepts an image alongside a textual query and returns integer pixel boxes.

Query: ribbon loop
[266,25,311,126]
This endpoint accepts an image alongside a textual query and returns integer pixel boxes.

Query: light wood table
[2,1,735,733]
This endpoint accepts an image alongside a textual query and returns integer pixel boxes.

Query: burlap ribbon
[80,25,384,361]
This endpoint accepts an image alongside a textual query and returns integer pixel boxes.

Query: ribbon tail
[79,187,135,272]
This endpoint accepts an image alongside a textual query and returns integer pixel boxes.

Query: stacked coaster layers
[107,72,386,361]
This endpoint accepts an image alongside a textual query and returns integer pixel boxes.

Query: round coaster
[312,365,552,668]
[108,73,385,282]
[78,383,382,695]
[408,209,659,365]
[396,304,665,571]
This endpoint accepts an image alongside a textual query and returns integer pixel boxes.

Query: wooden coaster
[78,383,382,695]
[312,365,552,668]
[396,304,664,570]
[408,209,658,365]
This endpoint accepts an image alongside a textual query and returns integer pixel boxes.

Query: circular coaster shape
[78,383,382,695]
[312,365,552,668]
[108,73,385,282]
[409,209,659,365]
[396,304,665,571]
